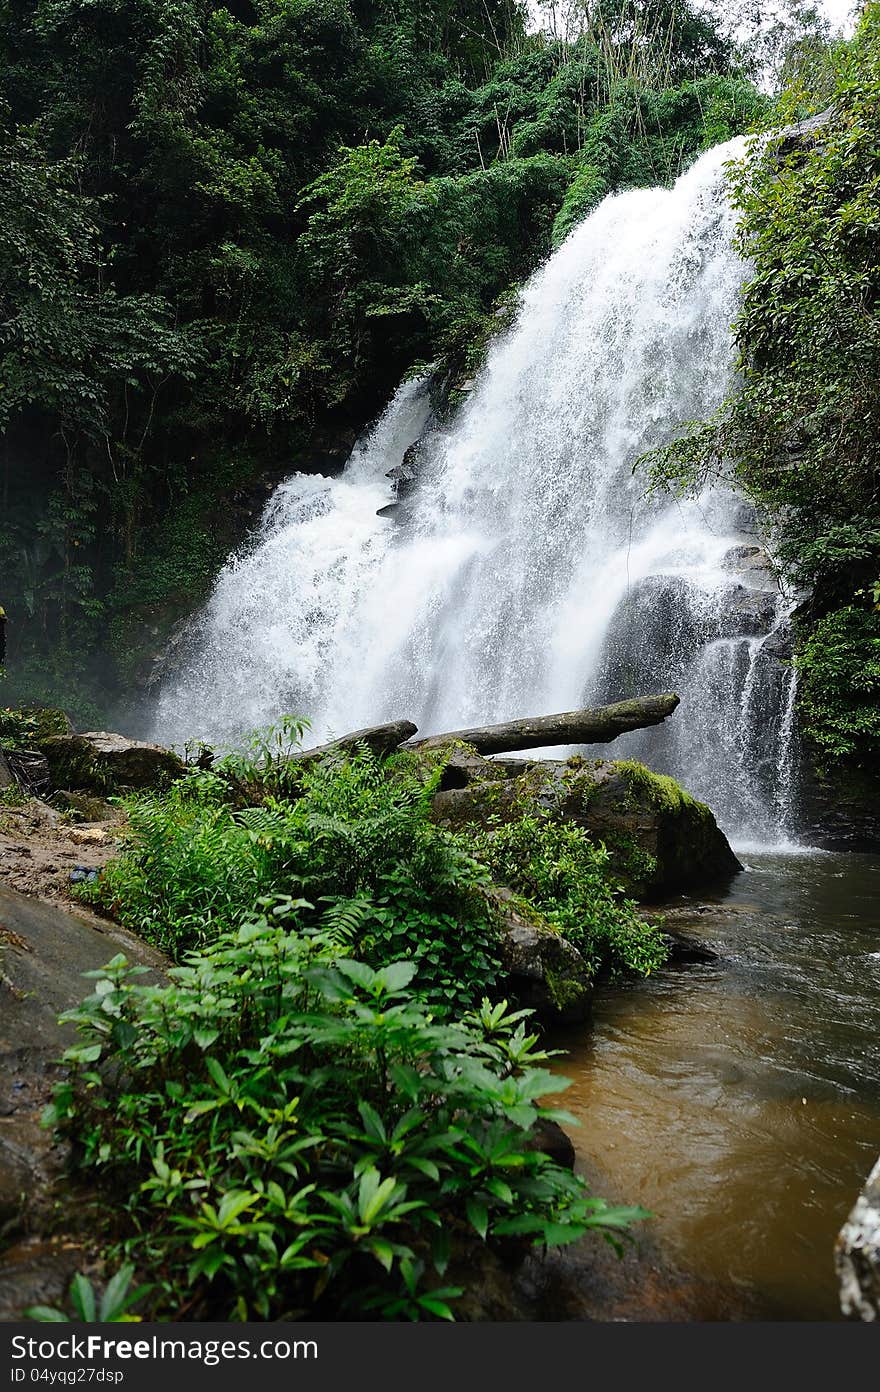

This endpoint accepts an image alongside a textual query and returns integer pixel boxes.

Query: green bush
[47,914,645,1321]
[464,812,668,980]
[795,605,880,763]
[85,746,500,1010]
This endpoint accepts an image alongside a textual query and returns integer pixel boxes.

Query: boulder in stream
[487,886,593,1024]
[430,749,741,899]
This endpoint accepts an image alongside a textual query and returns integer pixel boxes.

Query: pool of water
[552,850,880,1319]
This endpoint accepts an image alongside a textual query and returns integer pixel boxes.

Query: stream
[553,849,880,1320]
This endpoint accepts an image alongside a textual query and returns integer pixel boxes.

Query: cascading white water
[155,138,799,844]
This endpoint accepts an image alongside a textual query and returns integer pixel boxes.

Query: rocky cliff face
[798,758,880,852]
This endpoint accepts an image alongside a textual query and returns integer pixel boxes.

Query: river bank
[2,743,877,1320]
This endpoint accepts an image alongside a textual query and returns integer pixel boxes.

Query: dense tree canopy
[0,0,762,716]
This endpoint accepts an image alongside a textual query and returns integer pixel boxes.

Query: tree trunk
[293,720,419,765]
[404,694,680,756]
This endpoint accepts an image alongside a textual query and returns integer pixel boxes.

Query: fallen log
[292,719,419,764]
[404,694,680,756]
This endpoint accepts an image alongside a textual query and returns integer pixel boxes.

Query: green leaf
[70,1273,96,1323]
[99,1265,136,1321]
[465,1199,488,1240]
[217,1190,258,1226]
[376,961,417,994]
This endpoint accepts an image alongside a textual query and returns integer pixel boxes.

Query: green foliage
[26,1266,149,1323]
[86,746,500,1009]
[795,605,880,764]
[642,11,880,765]
[0,0,759,716]
[46,919,646,1320]
[465,811,668,979]
[552,75,766,246]
[0,707,40,749]
[0,126,200,439]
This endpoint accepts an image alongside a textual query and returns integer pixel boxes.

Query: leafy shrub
[48,914,645,1321]
[0,708,40,749]
[795,605,880,763]
[464,813,667,980]
[84,747,500,1010]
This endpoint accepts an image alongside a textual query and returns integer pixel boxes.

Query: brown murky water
[553,850,880,1319]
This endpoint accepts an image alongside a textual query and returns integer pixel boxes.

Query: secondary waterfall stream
[155,137,798,845]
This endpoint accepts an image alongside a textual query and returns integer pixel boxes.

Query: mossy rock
[570,760,741,898]
[486,886,592,1024]
[51,790,120,822]
[40,731,184,794]
[433,756,740,900]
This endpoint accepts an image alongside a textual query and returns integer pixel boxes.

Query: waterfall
[154,138,800,845]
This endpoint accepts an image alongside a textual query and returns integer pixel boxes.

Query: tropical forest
[0,0,878,1332]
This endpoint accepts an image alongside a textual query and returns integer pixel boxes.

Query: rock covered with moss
[429,746,740,899]
[39,731,184,794]
[486,886,593,1024]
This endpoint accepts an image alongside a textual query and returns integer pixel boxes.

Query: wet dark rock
[593,576,704,696]
[729,500,759,534]
[663,932,718,965]
[759,623,793,663]
[488,887,593,1024]
[716,585,779,638]
[721,545,775,586]
[799,758,880,851]
[775,106,835,160]
[145,614,194,692]
[523,1119,576,1170]
[386,442,421,501]
[0,886,165,1314]
[0,1238,91,1322]
[723,544,763,568]
[433,756,741,900]
[292,423,359,476]
[40,731,185,793]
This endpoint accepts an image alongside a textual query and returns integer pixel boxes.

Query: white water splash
[155,138,799,842]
